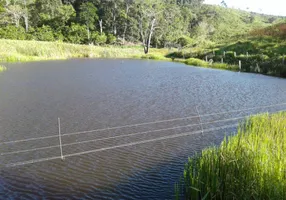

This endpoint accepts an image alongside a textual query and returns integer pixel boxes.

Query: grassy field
[0,39,149,62]
[182,112,286,200]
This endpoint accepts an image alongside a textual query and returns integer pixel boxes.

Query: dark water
[0,59,286,199]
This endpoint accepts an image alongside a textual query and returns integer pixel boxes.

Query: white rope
[1,102,285,145]
[5,124,238,167]
[0,115,246,156]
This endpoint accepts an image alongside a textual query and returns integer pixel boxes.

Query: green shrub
[184,112,286,200]
[141,53,168,60]
[0,25,26,40]
[91,32,107,45]
[185,58,209,67]
[212,63,238,71]
[177,36,193,47]
[63,23,87,44]
[107,33,116,44]
[33,25,55,41]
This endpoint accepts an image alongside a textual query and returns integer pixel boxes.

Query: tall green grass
[183,112,286,200]
[0,39,147,62]
[185,58,239,71]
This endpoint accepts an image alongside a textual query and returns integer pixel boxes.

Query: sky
[204,0,286,16]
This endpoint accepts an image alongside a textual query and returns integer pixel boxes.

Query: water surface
[1,59,286,199]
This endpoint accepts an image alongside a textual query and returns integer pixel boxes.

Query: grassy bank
[182,112,286,200]
[170,36,286,77]
[0,39,148,62]
[0,39,239,70]
[1,39,285,77]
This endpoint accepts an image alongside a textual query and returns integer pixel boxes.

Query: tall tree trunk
[112,2,117,35]
[139,14,146,49]
[87,27,90,41]
[23,0,29,32]
[14,13,20,27]
[99,19,103,35]
[144,18,156,54]
[23,14,29,32]
[122,4,130,43]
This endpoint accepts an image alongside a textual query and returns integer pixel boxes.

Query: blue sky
[204,0,286,16]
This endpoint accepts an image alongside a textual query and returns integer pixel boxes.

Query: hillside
[191,5,285,45]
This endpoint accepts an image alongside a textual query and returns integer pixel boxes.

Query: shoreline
[2,39,286,78]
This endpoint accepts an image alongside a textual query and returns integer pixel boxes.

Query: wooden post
[234,52,237,57]
[58,118,64,161]
[246,52,249,57]
[239,60,241,71]
[213,49,215,56]
[223,51,226,57]
[205,56,208,62]
[221,58,224,63]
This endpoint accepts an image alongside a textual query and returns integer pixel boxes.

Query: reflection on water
[0,59,286,199]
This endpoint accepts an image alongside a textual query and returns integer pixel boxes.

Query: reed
[183,112,286,200]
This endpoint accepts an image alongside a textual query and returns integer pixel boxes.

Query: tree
[221,1,227,8]
[79,2,98,42]
[135,0,164,54]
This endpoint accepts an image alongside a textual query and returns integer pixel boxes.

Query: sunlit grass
[185,58,239,71]
[0,39,147,62]
[0,39,248,72]
[183,112,286,200]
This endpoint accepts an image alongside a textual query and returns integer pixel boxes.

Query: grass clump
[0,65,7,72]
[141,53,170,61]
[183,112,286,200]
[185,58,239,71]
[185,58,209,67]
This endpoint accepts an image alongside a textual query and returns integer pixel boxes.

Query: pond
[0,59,286,199]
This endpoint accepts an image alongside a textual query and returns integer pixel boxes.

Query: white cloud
[204,0,286,16]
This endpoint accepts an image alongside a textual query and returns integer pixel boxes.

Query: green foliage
[141,53,169,61]
[63,23,87,44]
[0,26,26,40]
[185,58,209,67]
[33,25,55,41]
[106,34,116,44]
[91,32,107,45]
[184,58,239,71]
[184,112,286,200]
[177,36,193,47]
[0,39,145,62]
[79,2,98,31]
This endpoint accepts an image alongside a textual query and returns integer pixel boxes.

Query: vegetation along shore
[1,1,286,77]
[178,112,286,200]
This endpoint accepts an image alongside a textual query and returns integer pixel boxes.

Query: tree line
[0,0,205,53]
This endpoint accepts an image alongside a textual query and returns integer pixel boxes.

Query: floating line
[5,124,238,167]
[1,103,286,145]
[0,115,245,156]
[62,102,286,137]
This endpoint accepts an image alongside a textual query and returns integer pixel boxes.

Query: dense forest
[0,0,284,53]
